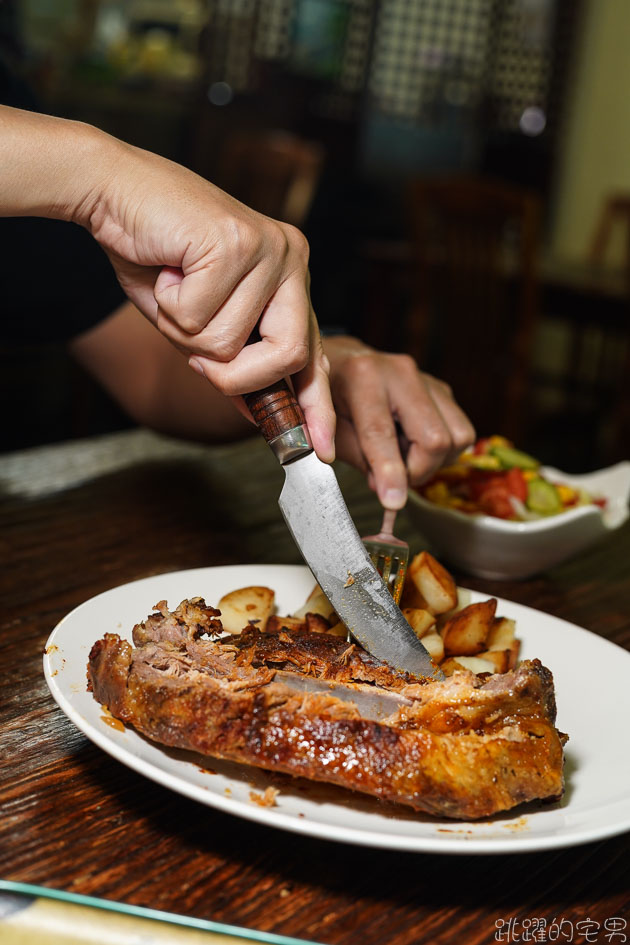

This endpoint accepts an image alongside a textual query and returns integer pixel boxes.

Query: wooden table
[1,431,629,945]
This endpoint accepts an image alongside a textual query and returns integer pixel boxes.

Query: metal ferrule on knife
[268,424,312,465]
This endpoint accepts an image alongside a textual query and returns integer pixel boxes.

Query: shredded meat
[222,624,422,689]
[87,598,567,820]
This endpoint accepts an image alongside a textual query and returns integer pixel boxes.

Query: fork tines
[362,509,409,605]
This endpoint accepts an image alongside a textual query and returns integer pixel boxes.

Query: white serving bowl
[405,461,630,580]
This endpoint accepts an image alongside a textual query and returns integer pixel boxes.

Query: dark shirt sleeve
[0,55,127,344]
[0,216,127,344]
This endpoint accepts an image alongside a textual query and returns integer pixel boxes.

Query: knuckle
[455,420,477,448]
[157,309,197,340]
[361,419,397,444]
[284,223,310,264]
[201,326,241,362]
[215,339,243,363]
[280,338,309,373]
[206,339,235,362]
[228,218,262,260]
[423,425,453,455]
[391,352,419,375]
[176,313,203,335]
[345,352,378,380]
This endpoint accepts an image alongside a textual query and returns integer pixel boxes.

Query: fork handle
[380,508,398,535]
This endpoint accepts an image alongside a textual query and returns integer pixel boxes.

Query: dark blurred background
[2,0,629,472]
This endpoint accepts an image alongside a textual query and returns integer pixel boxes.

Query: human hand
[70,125,335,459]
[323,336,475,509]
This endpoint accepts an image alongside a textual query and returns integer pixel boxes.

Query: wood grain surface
[1,435,629,945]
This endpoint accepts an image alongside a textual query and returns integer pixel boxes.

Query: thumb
[154,263,232,335]
[105,249,162,324]
[154,265,184,312]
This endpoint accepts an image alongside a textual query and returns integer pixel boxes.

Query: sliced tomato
[477,486,515,519]
[473,437,492,455]
[505,467,528,502]
[468,472,506,500]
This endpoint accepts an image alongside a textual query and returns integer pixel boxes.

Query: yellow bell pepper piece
[556,484,577,505]
[425,482,452,505]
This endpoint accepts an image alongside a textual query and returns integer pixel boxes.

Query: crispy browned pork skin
[87,598,567,820]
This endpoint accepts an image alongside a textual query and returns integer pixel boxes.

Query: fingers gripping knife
[243,379,442,679]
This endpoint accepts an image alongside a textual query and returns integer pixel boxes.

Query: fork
[362,508,409,605]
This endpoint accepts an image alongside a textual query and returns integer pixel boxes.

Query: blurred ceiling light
[519,106,546,136]
[208,82,233,106]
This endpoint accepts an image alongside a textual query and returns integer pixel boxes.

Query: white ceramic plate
[44,564,630,855]
[406,461,630,579]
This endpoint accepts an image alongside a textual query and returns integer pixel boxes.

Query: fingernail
[322,437,336,464]
[316,422,336,464]
[383,487,407,509]
[188,357,205,378]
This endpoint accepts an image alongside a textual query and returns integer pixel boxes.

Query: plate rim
[43,563,630,855]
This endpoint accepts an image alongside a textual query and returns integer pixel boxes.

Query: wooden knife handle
[241,325,309,452]
[243,380,305,444]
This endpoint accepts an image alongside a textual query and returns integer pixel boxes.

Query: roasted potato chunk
[292,585,337,623]
[476,649,512,674]
[218,586,275,634]
[440,599,497,656]
[402,607,436,639]
[487,617,516,650]
[402,551,458,615]
[419,631,445,663]
[441,655,496,676]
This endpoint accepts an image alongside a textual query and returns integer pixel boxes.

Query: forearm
[70,302,255,444]
[0,105,117,221]
[1,106,335,458]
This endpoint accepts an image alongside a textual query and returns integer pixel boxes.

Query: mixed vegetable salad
[417,436,607,521]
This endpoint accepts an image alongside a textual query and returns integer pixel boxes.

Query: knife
[272,669,414,720]
[243,379,442,679]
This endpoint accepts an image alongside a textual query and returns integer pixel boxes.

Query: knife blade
[273,669,413,720]
[243,380,442,679]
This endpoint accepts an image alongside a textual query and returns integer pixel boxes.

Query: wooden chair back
[213,130,325,228]
[405,175,542,441]
[588,194,630,275]
[557,193,630,466]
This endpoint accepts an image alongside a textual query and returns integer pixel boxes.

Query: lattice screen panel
[489,0,553,130]
[368,0,492,121]
[202,0,575,133]
[367,0,557,129]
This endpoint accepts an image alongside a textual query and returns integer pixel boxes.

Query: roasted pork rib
[87,597,566,820]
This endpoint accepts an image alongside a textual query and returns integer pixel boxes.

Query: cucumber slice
[490,445,540,470]
[526,478,562,515]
